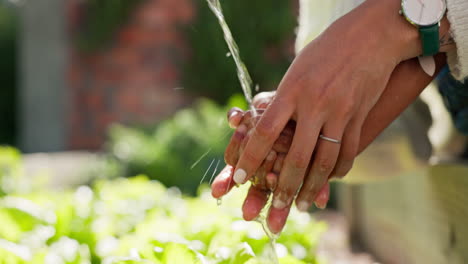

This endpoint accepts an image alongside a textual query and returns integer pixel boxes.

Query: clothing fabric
[437,66,468,135]
[446,0,468,81]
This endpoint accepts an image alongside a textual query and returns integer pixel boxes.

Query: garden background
[3,0,467,263]
[0,0,369,263]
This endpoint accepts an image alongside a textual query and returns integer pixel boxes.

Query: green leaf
[227,94,249,110]
[229,242,256,264]
[161,243,197,264]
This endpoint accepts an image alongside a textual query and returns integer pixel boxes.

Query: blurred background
[1,1,355,263]
[3,0,296,151]
[1,0,468,263]
[0,0,298,194]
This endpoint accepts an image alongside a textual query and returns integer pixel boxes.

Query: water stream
[255,215,280,264]
[205,1,278,262]
[206,0,254,106]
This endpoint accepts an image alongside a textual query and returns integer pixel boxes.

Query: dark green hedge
[0,4,17,145]
[184,0,296,103]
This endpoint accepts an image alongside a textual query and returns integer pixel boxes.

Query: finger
[242,185,270,221]
[330,118,363,179]
[273,153,285,175]
[272,120,295,153]
[233,99,294,184]
[266,172,278,192]
[251,150,277,190]
[267,203,291,234]
[313,183,330,210]
[227,108,244,129]
[295,121,344,211]
[224,124,248,165]
[211,165,235,198]
[268,153,285,192]
[225,111,256,165]
[272,117,322,210]
[252,91,276,109]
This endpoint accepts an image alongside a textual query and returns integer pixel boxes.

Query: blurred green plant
[0,155,326,263]
[184,0,296,103]
[0,2,17,145]
[0,146,21,196]
[107,95,247,195]
[75,0,142,52]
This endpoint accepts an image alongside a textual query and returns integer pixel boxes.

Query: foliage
[75,0,142,52]
[184,0,296,103]
[0,146,326,263]
[107,95,248,195]
[0,146,21,196]
[0,2,17,145]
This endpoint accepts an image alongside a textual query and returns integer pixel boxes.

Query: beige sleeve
[446,0,468,81]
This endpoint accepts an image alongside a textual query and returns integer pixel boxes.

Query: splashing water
[206,0,254,106]
[199,158,215,185]
[206,1,278,263]
[256,215,280,264]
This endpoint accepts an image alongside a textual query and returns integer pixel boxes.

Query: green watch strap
[419,24,440,56]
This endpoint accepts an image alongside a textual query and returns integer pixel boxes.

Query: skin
[213,0,456,234]
[212,94,331,223]
[213,54,447,234]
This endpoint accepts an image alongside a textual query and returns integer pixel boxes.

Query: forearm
[358,54,447,154]
[352,0,453,152]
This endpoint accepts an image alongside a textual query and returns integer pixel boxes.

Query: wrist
[364,0,452,61]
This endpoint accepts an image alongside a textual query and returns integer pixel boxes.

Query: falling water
[205,0,278,262]
[206,0,254,106]
[256,215,280,264]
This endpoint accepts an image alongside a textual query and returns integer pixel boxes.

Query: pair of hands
[212,0,450,234]
[212,92,330,234]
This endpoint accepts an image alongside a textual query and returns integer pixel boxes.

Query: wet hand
[211,92,330,233]
[231,0,424,233]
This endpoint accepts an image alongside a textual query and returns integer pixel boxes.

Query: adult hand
[231,0,430,232]
[213,55,447,234]
[212,92,331,224]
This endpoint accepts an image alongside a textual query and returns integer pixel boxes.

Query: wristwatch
[401,0,447,57]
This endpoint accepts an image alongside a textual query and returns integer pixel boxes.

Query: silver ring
[319,134,341,144]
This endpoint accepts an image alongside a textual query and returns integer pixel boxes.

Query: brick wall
[66,0,298,151]
[68,0,194,150]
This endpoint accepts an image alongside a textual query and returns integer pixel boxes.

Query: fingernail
[229,111,239,119]
[233,169,247,184]
[272,198,286,209]
[314,201,327,210]
[228,112,239,128]
[297,201,309,212]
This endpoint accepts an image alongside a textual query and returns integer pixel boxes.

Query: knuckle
[242,149,262,166]
[316,157,334,175]
[273,134,291,153]
[340,100,356,118]
[243,111,253,124]
[290,151,309,170]
[254,120,275,142]
[273,154,285,174]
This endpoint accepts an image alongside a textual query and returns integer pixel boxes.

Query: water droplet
[216,198,222,206]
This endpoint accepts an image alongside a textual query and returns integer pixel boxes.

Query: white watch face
[402,0,446,26]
